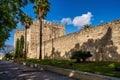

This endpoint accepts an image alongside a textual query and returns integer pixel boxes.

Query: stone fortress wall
[14,30,25,48]
[14,20,66,59]
[42,19,120,61]
[14,19,120,61]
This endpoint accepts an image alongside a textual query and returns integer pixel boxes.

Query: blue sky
[5,0,120,46]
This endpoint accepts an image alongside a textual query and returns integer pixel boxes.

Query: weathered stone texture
[42,20,120,61]
[14,30,25,48]
[14,20,66,59]
[14,19,120,61]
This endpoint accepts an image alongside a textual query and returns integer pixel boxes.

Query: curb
[17,61,120,80]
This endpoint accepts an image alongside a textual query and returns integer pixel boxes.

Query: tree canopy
[0,44,14,54]
[83,24,91,29]
[33,0,50,19]
[0,0,30,47]
[20,13,33,29]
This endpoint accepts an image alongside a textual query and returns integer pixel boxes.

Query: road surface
[0,60,75,80]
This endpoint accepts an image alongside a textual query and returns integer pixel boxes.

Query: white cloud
[61,18,72,25]
[73,12,93,28]
[61,12,93,28]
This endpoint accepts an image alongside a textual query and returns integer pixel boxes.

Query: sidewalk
[0,60,75,80]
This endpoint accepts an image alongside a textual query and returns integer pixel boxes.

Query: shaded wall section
[43,20,120,61]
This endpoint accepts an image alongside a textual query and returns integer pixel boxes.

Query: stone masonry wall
[25,20,66,59]
[14,30,25,48]
[42,20,120,61]
[14,19,120,61]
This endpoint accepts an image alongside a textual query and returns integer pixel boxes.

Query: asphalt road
[0,60,75,80]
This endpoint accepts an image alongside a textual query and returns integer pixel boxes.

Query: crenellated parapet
[14,19,120,61]
[42,19,120,61]
[14,20,66,59]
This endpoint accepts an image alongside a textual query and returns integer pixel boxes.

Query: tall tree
[20,14,33,59]
[19,35,24,57]
[0,0,31,47]
[14,35,24,58]
[15,39,20,58]
[33,0,50,59]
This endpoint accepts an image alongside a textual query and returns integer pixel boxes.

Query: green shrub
[71,50,92,62]
[3,52,14,60]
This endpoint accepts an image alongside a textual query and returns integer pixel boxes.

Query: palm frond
[20,13,33,28]
[33,0,50,19]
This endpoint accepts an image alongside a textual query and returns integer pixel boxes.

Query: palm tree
[20,14,33,59]
[33,0,50,60]
[84,24,91,29]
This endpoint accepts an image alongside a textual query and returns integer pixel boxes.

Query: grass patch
[18,58,120,78]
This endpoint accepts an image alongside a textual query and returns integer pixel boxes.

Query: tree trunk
[82,58,86,62]
[39,18,42,60]
[76,58,80,63]
[24,27,27,59]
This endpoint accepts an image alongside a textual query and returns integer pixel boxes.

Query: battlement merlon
[14,29,25,37]
[15,29,24,33]
[97,19,120,27]
[34,19,65,27]
[33,19,66,34]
